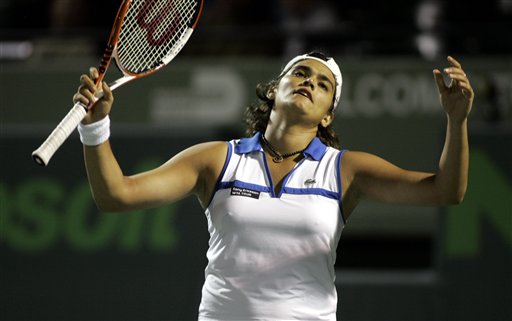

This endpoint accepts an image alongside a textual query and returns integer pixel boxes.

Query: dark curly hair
[243,52,341,149]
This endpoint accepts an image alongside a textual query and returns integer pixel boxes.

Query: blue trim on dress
[234,133,262,154]
[336,149,347,224]
[234,132,327,161]
[260,151,277,197]
[303,137,328,161]
[281,187,339,200]
[217,180,340,201]
[276,157,307,198]
[206,141,232,208]
[211,135,343,204]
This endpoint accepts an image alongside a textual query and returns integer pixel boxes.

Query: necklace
[261,134,305,163]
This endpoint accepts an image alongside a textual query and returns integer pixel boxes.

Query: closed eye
[293,70,306,77]
[291,66,333,91]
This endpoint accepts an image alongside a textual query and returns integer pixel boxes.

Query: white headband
[281,54,343,111]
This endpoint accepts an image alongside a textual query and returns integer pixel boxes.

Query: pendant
[272,155,284,163]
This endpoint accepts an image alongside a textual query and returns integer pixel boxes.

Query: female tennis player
[74,52,474,320]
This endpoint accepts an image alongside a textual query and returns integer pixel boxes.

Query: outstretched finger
[447,56,462,68]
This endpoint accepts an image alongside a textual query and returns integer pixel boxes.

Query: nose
[302,77,314,89]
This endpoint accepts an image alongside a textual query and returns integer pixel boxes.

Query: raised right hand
[73,67,114,124]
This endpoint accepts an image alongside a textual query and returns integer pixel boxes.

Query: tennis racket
[32,0,204,166]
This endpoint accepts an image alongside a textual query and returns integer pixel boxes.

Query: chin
[289,97,312,111]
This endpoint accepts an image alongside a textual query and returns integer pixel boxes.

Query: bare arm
[76,68,227,212]
[342,56,474,217]
[83,141,227,212]
[432,56,473,203]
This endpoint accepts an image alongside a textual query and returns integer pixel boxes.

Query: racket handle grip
[32,103,88,166]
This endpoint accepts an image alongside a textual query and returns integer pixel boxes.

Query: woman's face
[273,59,336,127]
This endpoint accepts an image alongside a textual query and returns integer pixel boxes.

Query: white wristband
[77,116,110,146]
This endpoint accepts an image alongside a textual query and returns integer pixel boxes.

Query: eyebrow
[292,65,335,90]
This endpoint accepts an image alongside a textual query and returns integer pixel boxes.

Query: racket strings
[117,0,198,74]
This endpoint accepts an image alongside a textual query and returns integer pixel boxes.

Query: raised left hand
[433,56,474,123]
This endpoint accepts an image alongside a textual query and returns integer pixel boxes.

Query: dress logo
[230,186,261,199]
[304,178,316,185]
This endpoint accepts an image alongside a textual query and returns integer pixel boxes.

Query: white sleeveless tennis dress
[198,133,346,321]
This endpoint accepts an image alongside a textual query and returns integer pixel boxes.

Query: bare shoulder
[340,150,378,182]
[339,151,367,219]
[341,150,401,175]
[164,141,229,206]
[339,150,401,218]
[164,140,229,172]
[340,150,375,175]
[342,150,381,163]
[178,140,229,159]
[339,150,372,189]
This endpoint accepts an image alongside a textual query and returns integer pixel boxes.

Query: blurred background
[1,0,511,320]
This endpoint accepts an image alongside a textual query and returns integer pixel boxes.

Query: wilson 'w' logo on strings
[136,0,183,46]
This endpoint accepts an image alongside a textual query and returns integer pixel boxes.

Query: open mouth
[293,89,313,102]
